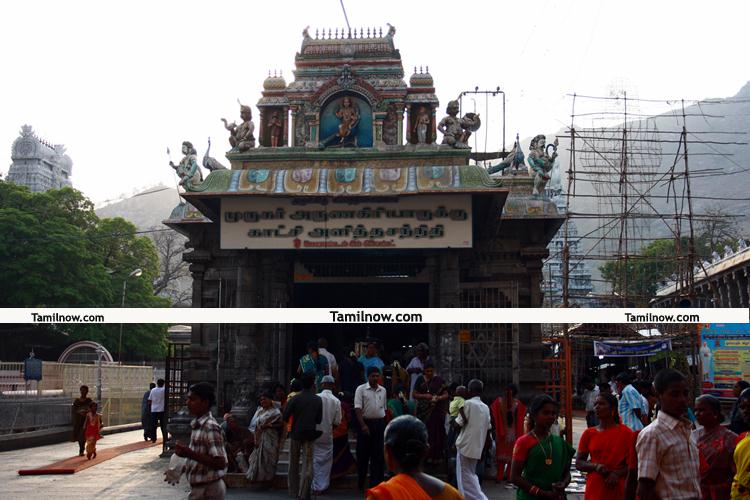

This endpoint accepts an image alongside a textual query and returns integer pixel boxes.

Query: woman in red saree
[491,383,526,482]
[575,392,634,499]
[693,394,736,500]
[84,401,103,460]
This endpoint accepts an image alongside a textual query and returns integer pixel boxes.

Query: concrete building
[7,125,72,192]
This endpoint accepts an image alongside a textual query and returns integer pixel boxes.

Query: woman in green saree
[510,395,575,499]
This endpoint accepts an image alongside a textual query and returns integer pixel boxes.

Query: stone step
[275,437,357,474]
[227,436,452,489]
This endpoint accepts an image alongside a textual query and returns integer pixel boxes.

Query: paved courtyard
[1,427,585,499]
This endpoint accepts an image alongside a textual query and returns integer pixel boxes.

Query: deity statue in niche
[413,106,431,144]
[267,112,283,148]
[221,103,255,151]
[320,96,361,148]
[382,104,399,146]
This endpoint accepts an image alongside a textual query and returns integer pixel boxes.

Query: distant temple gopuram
[7,125,73,192]
[165,26,564,414]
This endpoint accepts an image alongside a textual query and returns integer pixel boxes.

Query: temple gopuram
[165,26,563,413]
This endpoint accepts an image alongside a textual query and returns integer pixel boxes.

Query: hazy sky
[1,0,747,206]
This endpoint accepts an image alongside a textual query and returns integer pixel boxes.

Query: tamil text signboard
[221,195,473,250]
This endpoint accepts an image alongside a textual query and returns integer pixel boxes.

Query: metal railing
[0,361,153,432]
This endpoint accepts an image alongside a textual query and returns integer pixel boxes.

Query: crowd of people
[129,342,750,500]
[573,369,750,500]
[190,340,506,499]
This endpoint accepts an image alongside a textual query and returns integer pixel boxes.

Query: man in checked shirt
[635,369,700,500]
[173,382,228,499]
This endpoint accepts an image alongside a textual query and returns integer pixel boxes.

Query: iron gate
[165,343,189,420]
[459,282,519,395]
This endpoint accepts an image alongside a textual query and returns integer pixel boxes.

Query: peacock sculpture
[202,137,228,172]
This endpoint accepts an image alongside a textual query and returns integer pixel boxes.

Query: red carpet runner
[18,439,162,475]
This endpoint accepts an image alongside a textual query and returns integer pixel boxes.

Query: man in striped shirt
[617,372,646,431]
[173,382,227,499]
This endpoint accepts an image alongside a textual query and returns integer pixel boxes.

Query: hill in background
[547,81,750,295]
[95,185,182,230]
[96,185,191,306]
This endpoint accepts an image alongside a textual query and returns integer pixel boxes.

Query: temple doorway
[290,282,429,371]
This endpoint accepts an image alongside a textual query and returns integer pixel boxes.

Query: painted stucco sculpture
[437,100,480,149]
[222,104,256,151]
[527,134,558,198]
[414,106,431,144]
[202,137,227,172]
[320,96,360,148]
[170,141,203,189]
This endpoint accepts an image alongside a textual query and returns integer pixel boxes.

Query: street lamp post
[95,346,103,402]
[118,268,142,364]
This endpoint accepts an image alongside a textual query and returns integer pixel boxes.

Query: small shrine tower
[165,25,564,416]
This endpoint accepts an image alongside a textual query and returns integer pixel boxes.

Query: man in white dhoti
[456,378,492,500]
[312,375,342,494]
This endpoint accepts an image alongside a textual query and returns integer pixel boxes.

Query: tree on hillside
[599,212,742,306]
[150,227,191,306]
[696,205,742,253]
[600,239,679,306]
[0,181,169,361]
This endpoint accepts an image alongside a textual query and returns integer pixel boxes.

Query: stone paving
[1,424,587,499]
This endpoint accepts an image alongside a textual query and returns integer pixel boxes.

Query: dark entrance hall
[291,282,429,367]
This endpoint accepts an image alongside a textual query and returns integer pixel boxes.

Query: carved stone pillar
[186,262,210,382]
[228,252,258,427]
[396,109,404,146]
[434,251,460,383]
[283,107,290,147]
[723,276,734,307]
[373,111,385,148]
[716,279,727,307]
[729,270,742,308]
[430,106,438,145]
[291,106,304,147]
[307,113,319,147]
[521,245,549,307]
